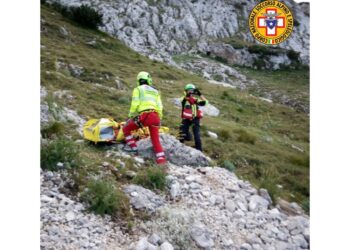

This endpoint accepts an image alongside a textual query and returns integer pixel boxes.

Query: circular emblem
[249,0,294,45]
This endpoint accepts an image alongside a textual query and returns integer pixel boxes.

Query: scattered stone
[248,195,269,212]
[291,144,304,153]
[59,26,69,36]
[277,198,304,215]
[292,234,308,249]
[207,131,218,139]
[225,200,236,213]
[240,243,253,250]
[222,237,234,247]
[190,223,215,249]
[185,175,197,183]
[148,233,162,246]
[86,39,97,46]
[169,181,181,199]
[189,182,201,190]
[134,237,157,250]
[56,162,64,169]
[259,188,272,205]
[68,64,84,77]
[134,156,145,164]
[258,97,273,103]
[41,170,132,249]
[303,228,310,243]
[74,139,84,144]
[124,185,165,214]
[125,170,137,179]
[160,241,174,250]
[102,162,109,167]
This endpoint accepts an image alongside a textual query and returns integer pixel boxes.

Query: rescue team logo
[249,0,294,45]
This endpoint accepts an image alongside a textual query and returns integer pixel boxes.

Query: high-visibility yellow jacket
[128,84,163,119]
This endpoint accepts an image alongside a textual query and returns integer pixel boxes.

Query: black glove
[194,89,201,96]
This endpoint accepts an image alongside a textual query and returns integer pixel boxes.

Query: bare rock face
[40,87,86,135]
[48,0,309,68]
[137,134,211,167]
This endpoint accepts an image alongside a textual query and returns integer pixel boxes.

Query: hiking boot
[156,157,167,165]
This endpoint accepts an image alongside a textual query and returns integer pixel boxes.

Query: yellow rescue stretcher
[83,118,169,144]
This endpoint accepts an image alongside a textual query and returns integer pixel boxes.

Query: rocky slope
[40,3,310,248]
[48,0,309,67]
[41,135,310,249]
[40,95,309,249]
[46,0,309,112]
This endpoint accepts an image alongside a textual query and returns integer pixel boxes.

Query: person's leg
[141,112,167,164]
[192,118,202,151]
[179,119,192,142]
[122,118,139,151]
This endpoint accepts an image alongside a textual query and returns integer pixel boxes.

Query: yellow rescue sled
[83,118,169,144]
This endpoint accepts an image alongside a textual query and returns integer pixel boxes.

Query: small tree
[69,4,103,29]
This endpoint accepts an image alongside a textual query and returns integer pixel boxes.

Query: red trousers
[122,111,166,164]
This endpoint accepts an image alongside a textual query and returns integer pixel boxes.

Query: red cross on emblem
[257,8,285,36]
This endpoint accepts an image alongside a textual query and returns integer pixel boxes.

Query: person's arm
[128,88,140,118]
[155,93,163,119]
[194,89,208,106]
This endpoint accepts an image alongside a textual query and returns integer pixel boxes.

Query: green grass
[81,178,130,216]
[41,4,309,208]
[133,167,167,191]
[41,121,65,139]
[41,137,80,170]
[237,67,309,111]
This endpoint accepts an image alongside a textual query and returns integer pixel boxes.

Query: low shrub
[256,165,280,203]
[221,91,230,99]
[248,45,280,56]
[41,138,80,170]
[81,179,130,216]
[133,167,166,191]
[69,4,103,29]
[235,129,256,144]
[117,96,129,104]
[259,179,279,204]
[50,2,103,29]
[41,122,65,138]
[288,154,309,167]
[217,129,232,142]
[213,74,224,82]
[253,58,266,70]
[287,50,300,62]
[214,56,228,64]
[301,198,309,214]
[220,160,236,172]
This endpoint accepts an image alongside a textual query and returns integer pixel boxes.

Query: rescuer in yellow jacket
[122,71,167,165]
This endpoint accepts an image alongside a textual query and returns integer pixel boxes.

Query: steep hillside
[41,3,309,208]
[46,0,309,65]
[46,0,310,114]
[41,3,310,249]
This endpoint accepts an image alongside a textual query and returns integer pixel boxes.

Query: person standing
[179,83,208,151]
[122,71,167,165]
